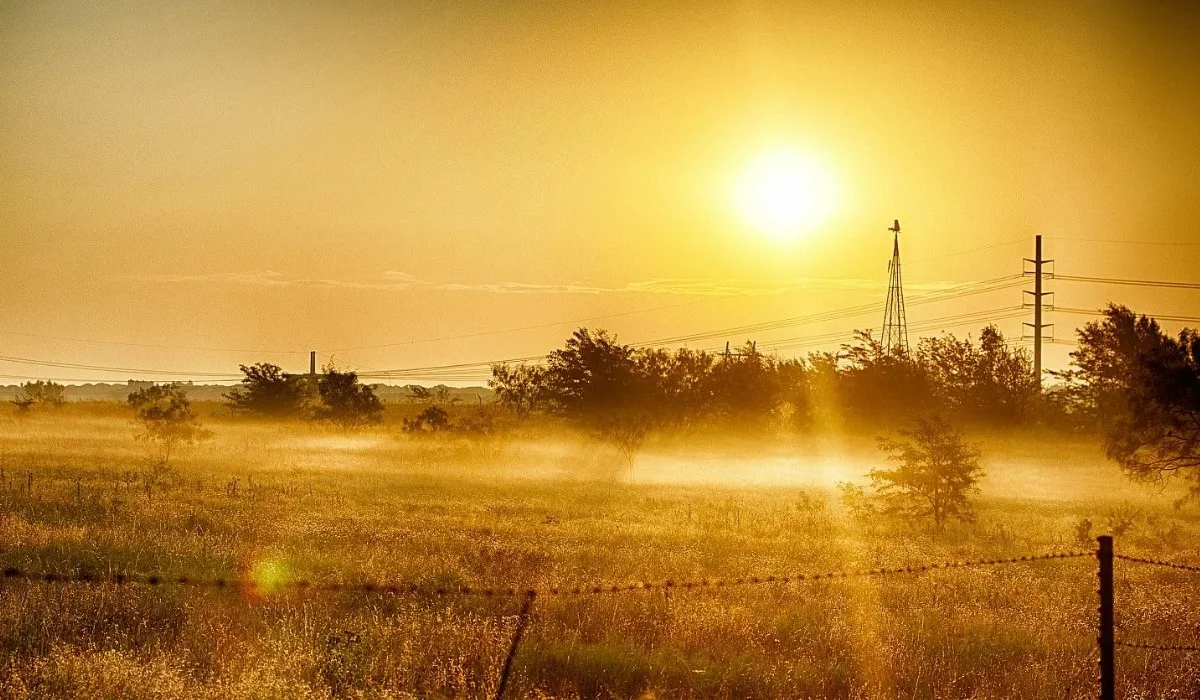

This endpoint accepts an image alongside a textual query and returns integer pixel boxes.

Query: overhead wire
[358,276,1028,377]
[0,329,304,355]
[0,354,242,379]
[1055,307,1200,324]
[325,241,1029,355]
[629,275,1024,347]
[1057,274,1200,291]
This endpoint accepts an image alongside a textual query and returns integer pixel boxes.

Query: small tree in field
[403,405,451,435]
[223,363,310,417]
[596,412,651,477]
[314,367,383,429]
[11,380,66,411]
[128,384,208,466]
[871,415,982,531]
[489,363,546,418]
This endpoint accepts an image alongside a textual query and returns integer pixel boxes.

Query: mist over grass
[0,404,1197,698]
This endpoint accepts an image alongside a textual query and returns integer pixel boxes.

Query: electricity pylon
[881,219,909,354]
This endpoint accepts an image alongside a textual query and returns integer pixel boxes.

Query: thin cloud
[135,270,955,296]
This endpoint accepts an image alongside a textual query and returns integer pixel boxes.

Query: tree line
[491,306,1200,504]
[7,304,1197,503]
[489,323,1041,434]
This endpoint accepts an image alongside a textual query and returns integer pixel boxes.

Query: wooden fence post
[1097,535,1114,700]
[495,591,536,700]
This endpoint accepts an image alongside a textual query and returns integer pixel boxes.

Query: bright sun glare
[734,149,838,242]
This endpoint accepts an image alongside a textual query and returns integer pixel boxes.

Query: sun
[734,148,838,242]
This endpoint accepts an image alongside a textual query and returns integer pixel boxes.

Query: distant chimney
[309,351,316,375]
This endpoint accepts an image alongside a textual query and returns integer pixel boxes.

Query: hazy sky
[2,1,1198,383]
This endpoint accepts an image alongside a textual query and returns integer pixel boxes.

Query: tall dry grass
[0,405,1196,698]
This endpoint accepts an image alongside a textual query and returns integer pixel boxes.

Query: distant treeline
[2,381,490,404]
[489,324,1045,433]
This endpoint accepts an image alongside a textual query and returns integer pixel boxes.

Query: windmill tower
[881,219,909,354]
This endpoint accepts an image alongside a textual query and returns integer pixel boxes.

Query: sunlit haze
[1,1,1198,384]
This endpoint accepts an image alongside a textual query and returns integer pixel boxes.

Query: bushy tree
[489,363,547,418]
[403,405,451,434]
[223,363,310,417]
[543,328,643,419]
[11,380,66,411]
[541,329,663,464]
[918,325,1037,423]
[128,384,208,465]
[314,367,383,429]
[704,343,786,425]
[1064,305,1200,501]
[839,331,935,424]
[871,415,983,531]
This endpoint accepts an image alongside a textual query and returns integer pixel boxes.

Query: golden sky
[1,1,1198,383]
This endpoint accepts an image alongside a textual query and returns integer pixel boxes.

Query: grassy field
[0,404,1197,699]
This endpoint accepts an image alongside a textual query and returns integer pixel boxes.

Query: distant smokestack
[310,351,316,375]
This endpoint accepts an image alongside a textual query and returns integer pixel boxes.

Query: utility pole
[722,341,757,360]
[1023,235,1054,388]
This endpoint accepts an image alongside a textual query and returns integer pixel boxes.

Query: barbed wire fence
[1,537,1197,699]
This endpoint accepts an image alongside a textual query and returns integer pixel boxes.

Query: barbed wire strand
[1114,554,1200,574]
[0,551,1092,598]
[1116,640,1200,653]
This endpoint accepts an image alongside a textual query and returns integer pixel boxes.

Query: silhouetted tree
[223,363,310,417]
[407,385,434,403]
[541,329,663,462]
[634,347,716,427]
[403,405,451,434]
[543,329,643,419]
[1065,305,1200,501]
[128,384,208,465]
[918,325,1037,423]
[314,367,383,429]
[871,415,982,531]
[704,343,785,426]
[489,363,547,418]
[839,331,935,424]
[11,380,66,411]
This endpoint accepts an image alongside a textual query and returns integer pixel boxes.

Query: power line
[905,238,1026,266]
[635,275,1024,347]
[759,308,1028,353]
[0,354,242,379]
[0,329,304,355]
[358,277,1026,377]
[1055,307,1200,324]
[362,305,1032,380]
[1045,236,1200,248]
[322,296,734,354]
[1057,274,1200,291]
[0,373,242,385]
[328,243,1026,355]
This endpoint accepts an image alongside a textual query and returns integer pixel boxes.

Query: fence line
[1114,554,1200,573]
[1115,640,1200,653]
[2,544,1199,699]
[0,551,1092,598]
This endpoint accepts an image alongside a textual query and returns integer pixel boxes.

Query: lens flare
[249,559,290,596]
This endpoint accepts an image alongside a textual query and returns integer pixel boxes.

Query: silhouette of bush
[223,363,312,417]
[314,367,383,429]
[11,380,66,411]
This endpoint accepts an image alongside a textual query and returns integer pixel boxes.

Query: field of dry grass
[0,403,1197,699]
